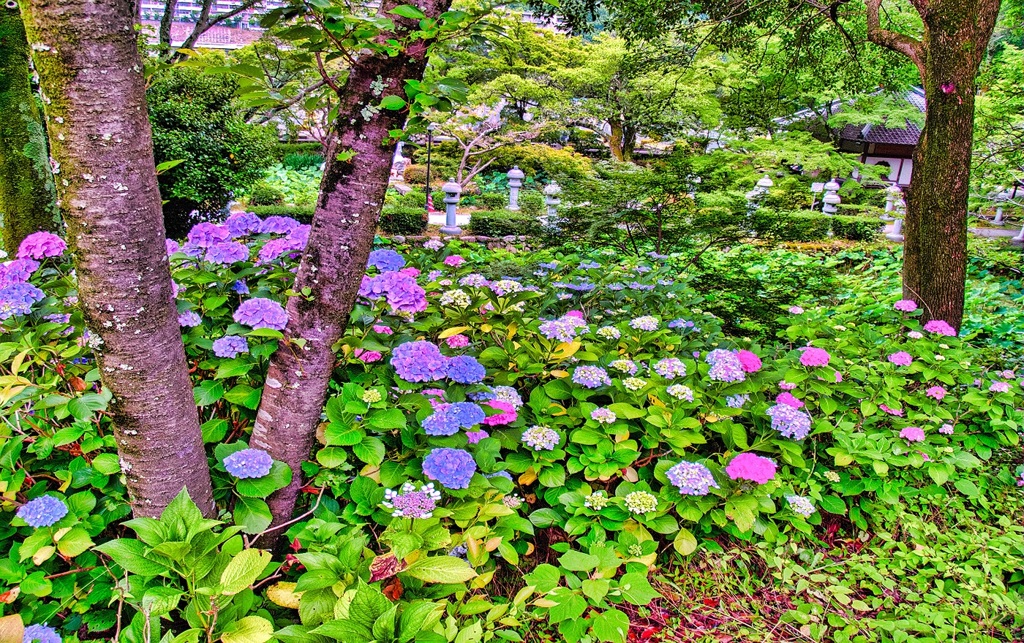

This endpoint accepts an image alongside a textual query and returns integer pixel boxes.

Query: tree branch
[865,0,926,83]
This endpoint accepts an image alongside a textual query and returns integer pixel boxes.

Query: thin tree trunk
[158,0,177,51]
[250,0,453,540]
[608,118,625,162]
[0,6,58,256]
[22,0,214,518]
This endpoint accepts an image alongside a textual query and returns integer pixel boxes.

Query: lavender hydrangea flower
[205,241,249,265]
[447,355,486,384]
[0,258,40,288]
[212,335,249,358]
[706,349,745,383]
[367,249,406,272]
[382,482,441,518]
[225,211,262,237]
[492,386,523,409]
[422,448,477,489]
[258,236,305,263]
[391,341,449,382]
[591,408,616,424]
[423,402,486,436]
[359,272,427,314]
[522,426,560,451]
[187,222,230,248]
[18,232,66,260]
[166,239,181,255]
[0,283,45,319]
[490,279,524,296]
[573,365,611,389]
[667,384,694,401]
[629,316,659,331]
[539,315,589,342]
[16,496,68,528]
[233,298,288,330]
[178,310,202,328]
[424,238,444,251]
[22,624,62,643]
[726,394,750,408]
[653,358,687,379]
[223,448,273,479]
[666,461,718,496]
[766,403,812,439]
[786,495,816,517]
[258,216,300,234]
[459,274,490,288]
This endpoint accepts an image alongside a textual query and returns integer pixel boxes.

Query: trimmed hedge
[517,191,545,217]
[831,215,883,241]
[249,205,314,223]
[468,209,542,237]
[380,206,428,235]
[273,142,323,159]
[248,183,285,206]
[478,192,507,209]
[751,209,882,242]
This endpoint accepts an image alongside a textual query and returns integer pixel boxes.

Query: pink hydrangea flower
[894,299,918,312]
[789,306,804,314]
[908,331,923,339]
[799,347,830,367]
[776,392,804,408]
[923,320,957,336]
[879,404,904,417]
[373,325,393,335]
[725,453,777,484]
[888,351,913,367]
[779,381,797,391]
[18,231,67,260]
[399,267,421,277]
[481,400,517,426]
[445,334,470,348]
[899,426,925,442]
[354,349,382,363]
[566,310,585,319]
[444,255,465,267]
[918,451,931,462]
[465,430,489,444]
[736,350,762,373]
[834,371,843,383]
[990,381,1010,393]
[939,423,954,435]
[925,386,946,400]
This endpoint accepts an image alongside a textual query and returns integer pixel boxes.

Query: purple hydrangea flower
[573,365,611,389]
[368,249,406,272]
[629,316,659,331]
[766,403,812,439]
[223,448,273,479]
[17,496,68,528]
[666,461,718,496]
[653,358,687,379]
[258,216,300,235]
[233,280,249,294]
[225,211,262,237]
[539,315,589,342]
[0,258,40,288]
[359,272,427,314]
[234,298,288,330]
[17,232,66,260]
[258,235,305,263]
[706,349,745,383]
[178,310,202,328]
[522,426,560,450]
[166,239,181,255]
[447,355,486,384]
[382,482,441,518]
[423,402,486,436]
[0,283,45,319]
[22,624,62,643]
[422,448,477,489]
[391,341,449,382]
[212,335,249,358]
[205,241,249,265]
[187,222,230,248]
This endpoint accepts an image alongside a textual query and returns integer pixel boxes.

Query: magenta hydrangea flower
[212,335,249,358]
[382,482,441,518]
[22,623,62,643]
[447,355,486,384]
[573,365,611,389]
[233,298,288,330]
[258,216,300,235]
[422,448,476,489]
[894,299,918,312]
[779,381,796,391]
[666,461,718,496]
[776,392,804,408]
[888,351,913,367]
[925,386,947,400]
[391,341,448,382]
[445,334,470,348]
[225,211,261,237]
[368,249,406,272]
[736,350,762,373]
[923,320,957,336]
[17,231,66,260]
[373,324,393,335]
[354,349,382,363]
[178,310,202,327]
[223,448,273,479]
[481,400,517,426]
[725,453,777,484]
[444,255,465,267]
[205,241,249,265]
[800,347,830,367]
[899,426,925,443]
[16,496,68,528]
[187,222,230,248]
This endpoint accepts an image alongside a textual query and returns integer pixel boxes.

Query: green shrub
[517,191,545,217]
[403,164,427,185]
[832,215,882,241]
[751,209,832,241]
[281,152,324,171]
[148,66,276,238]
[488,144,592,180]
[396,189,428,209]
[478,192,507,209]
[468,210,541,237]
[273,142,323,159]
[380,206,427,235]
[249,204,315,223]
[247,182,284,206]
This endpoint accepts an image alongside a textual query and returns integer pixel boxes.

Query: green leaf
[379,95,407,110]
[390,4,425,19]
[193,380,224,406]
[367,409,406,430]
[403,556,477,584]
[557,549,600,572]
[92,453,121,475]
[221,616,274,643]
[313,619,371,642]
[234,497,273,534]
[548,589,587,623]
[927,463,950,486]
[398,602,445,642]
[55,527,94,558]
[220,549,271,595]
[202,418,230,443]
[618,572,660,605]
[591,608,630,643]
[954,479,980,497]
[372,605,398,641]
[672,528,697,555]
[818,495,847,514]
[235,461,292,498]
[94,539,169,576]
[524,564,561,593]
[353,436,385,465]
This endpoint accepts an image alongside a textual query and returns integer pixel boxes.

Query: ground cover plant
[1,219,1022,642]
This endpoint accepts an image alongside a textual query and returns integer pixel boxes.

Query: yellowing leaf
[480,324,493,332]
[551,341,581,360]
[550,404,567,417]
[648,394,666,408]
[518,468,538,486]
[506,323,518,339]
[439,326,470,339]
[267,582,302,609]
[550,370,569,378]
[221,616,274,643]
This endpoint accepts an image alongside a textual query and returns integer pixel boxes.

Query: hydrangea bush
[0,224,1022,641]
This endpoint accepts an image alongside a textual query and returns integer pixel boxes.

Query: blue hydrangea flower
[422,448,477,489]
[225,211,261,237]
[212,335,249,358]
[17,496,68,528]
[232,280,250,294]
[233,298,288,330]
[485,470,513,481]
[23,623,62,643]
[205,241,249,265]
[391,341,449,382]
[187,222,230,248]
[572,365,611,389]
[367,249,406,272]
[446,356,486,384]
[178,310,202,328]
[766,403,812,439]
[0,282,45,319]
[423,402,486,436]
[223,448,273,479]
[258,216,300,234]
[666,461,718,496]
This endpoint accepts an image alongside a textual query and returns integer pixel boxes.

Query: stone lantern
[882,184,901,221]
[822,178,841,216]
[745,174,772,214]
[507,166,525,211]
[440,178,462,236]
[543,182,562,222]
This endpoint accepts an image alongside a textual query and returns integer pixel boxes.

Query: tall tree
[0,4,58,256]
[21,0,215,517]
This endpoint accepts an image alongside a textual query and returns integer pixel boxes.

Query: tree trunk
[0,5,58,256]
[22,0,215,518]
[608,118,625,162]
[250,0,453,539]
[901,0,1001,331]
[621,123,637,162]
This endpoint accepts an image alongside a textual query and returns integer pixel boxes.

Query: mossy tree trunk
[866,0,1002,331]
[249,0,453,541]
[22,0,215,517]
[0,4,58,256]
